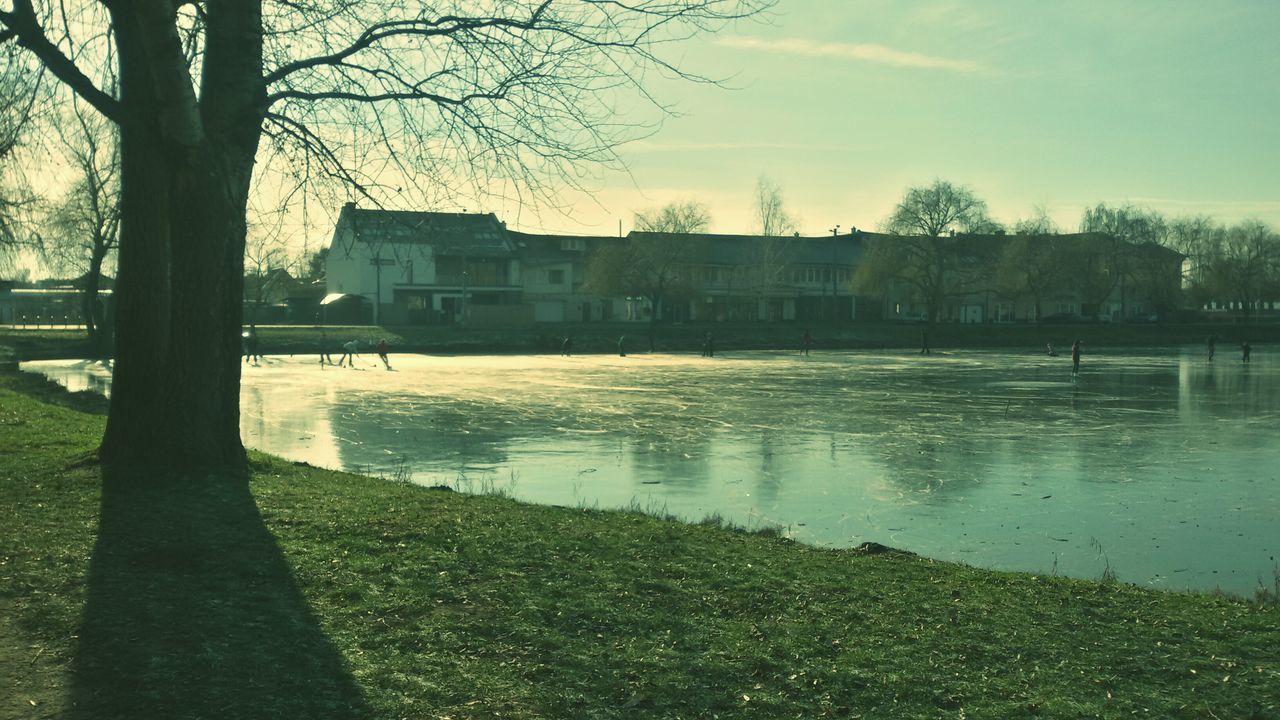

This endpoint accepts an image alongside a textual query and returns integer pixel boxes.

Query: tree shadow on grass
[69,465,370,719]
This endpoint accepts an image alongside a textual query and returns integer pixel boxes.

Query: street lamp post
[369,252,395,326]
[461,269,469,324]
[829,225,840,321]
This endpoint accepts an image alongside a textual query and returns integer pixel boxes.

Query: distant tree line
[855,180,1280,325]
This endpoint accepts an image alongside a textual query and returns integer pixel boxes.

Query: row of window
[543,266,852,287]
[1204,300,1280,311]
[697,266,850,285]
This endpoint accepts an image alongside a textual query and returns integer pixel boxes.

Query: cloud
[716,36,983,74]
[625,141,850,154]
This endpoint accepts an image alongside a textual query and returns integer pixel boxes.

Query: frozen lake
[25,346,1279,596]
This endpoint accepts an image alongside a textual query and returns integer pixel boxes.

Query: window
[560,238,586,251]
[548,269,565,285]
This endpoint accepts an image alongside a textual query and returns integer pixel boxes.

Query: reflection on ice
[22,347,1280,595]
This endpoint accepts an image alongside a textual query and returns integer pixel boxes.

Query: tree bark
[154,0,263,470]
[159,149,254,469]
[99,6,173,466]
[100,0,264,472]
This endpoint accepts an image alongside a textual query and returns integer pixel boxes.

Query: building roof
[337,205,514,257]
[327,207,1185,269]
[627,231,867,266]
[506,230,622,262]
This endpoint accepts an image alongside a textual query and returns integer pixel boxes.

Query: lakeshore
[2,364,1278,719]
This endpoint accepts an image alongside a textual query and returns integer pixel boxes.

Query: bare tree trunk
[100,0,262,472]
[82,244,108,355]
[99,10,172,466]
[155,0,263,470]
[159,151,251,469]
[81,263,98,341]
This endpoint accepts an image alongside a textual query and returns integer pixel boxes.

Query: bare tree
[750,175,796,306]
[1,0,771,471]
[1166,215,1223,308]
[43,96,119,349]
[0,41,39,266]
[995,234,1067,325]
[885,179,999,239]
[585,200,710,350]
[1078,203,1166,320]
[1209,220,1280,324]
[243,217,291,327]
[857,180,1000,324]
[1013,205,1058,236]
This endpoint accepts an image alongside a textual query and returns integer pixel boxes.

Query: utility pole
[370,250,394,326]
[461,264,469,325]
[829,225,840,321]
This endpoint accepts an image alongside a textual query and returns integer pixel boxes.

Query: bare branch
[0,0,122,123]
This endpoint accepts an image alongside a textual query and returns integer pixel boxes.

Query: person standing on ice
[319,329,336,366]
[244,328,261,365]
[339,339,360,368]
[1071,339,1081,377]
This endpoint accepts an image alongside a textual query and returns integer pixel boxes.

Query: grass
[2,370,1279,719]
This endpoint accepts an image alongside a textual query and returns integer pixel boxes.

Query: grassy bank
[2,370,1278,719]
[6,319,1280,361]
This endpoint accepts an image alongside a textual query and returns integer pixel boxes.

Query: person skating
[319,330,336,366]
[1071,339,1081,377]
[339,339,361,367]
[376,338,392,370]
[244,328,261,365]
[801,329,813,356]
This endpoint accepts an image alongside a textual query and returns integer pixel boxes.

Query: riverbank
[2,369,1277,718]
[5,320,1279,361]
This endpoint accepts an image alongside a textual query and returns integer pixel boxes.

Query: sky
[15,0,1279,272]
[483,0,1280,239]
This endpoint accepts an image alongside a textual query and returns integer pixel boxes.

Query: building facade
[324,206,1185,327]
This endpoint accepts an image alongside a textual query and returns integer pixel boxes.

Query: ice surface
[25,345,1280,594]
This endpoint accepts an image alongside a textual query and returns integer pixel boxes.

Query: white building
[325,204,526,325]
